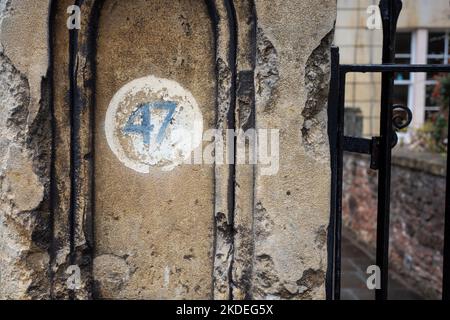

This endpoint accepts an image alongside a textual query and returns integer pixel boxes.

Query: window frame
[425,30,450,116]
[394,31,415,124]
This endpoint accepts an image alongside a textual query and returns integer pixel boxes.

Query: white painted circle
[105,75,203,173]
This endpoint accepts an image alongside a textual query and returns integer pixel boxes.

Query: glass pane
[447,32,450,54]
[395,32,411,54]
[394,58,411,80]
[428,32,446,55]
[393,85,409,106]
[426,85,438,107]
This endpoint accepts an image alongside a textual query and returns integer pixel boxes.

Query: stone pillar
[0,0,52,299]
[0,0,336,300]
[251,0,335,299]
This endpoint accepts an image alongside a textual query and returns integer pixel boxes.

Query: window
[393,33,413,113]
[426,31,450,119]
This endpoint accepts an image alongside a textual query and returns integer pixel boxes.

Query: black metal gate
[327,0,450,300]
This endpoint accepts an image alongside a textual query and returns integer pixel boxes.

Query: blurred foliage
[411,74,449,154]
[412,115,448,153]
[432,73,450,111]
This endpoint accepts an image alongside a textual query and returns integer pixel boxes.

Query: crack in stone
[302,30,334,162]
[255,28,279,113]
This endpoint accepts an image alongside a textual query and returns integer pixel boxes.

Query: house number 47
[123,101,177,146]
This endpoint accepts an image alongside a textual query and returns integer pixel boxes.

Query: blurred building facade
[335,0,450,137]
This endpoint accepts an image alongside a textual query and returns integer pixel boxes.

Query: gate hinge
[370,137,381,170]
[342,136,381,170]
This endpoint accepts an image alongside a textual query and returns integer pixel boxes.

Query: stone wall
[343,149,446,299]
[0,0,52,299]
[0,0,336,300]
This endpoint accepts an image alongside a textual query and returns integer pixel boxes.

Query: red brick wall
[342,150,446,298]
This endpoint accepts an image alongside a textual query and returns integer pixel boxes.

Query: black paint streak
[68,0,82,268]
[224,0,238,300]
[68,0,103,299]
[48,0,58,299]
[205,0,220,300]
[237,70,255,132]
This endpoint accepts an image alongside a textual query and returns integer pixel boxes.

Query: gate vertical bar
[443,97,450,300]
[327,47,340,300]
[375,0,402,300]
[333,63,346,301]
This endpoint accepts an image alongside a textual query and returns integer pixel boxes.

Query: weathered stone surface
[0,0,51,299]
[94,0,216,299]
[211,0,236,300]
[229,1,257,300]
[93,254,131,299]
[251,0,336,299]
[0,0,336,300]
[50,0,74,299]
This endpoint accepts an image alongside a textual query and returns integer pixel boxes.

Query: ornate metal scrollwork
[391,104,413,148]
